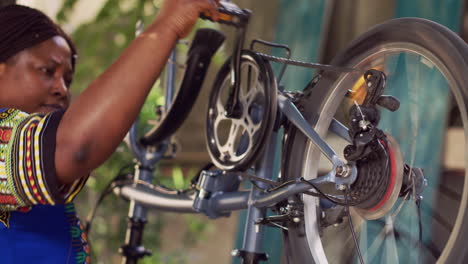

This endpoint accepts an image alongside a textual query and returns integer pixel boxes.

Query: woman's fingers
[197,0,220,21]
[157,0,220,38]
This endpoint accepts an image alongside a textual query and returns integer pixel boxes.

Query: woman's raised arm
[55,0,219,184]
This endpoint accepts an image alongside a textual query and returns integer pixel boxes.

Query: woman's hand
[156,0,220,38]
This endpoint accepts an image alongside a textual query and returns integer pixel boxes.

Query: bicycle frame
[117,2,360,264]
[117,106,356,263]
[117,58,359,264]
[119,94,358,212]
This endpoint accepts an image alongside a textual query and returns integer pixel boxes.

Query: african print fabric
[0,108,90,263]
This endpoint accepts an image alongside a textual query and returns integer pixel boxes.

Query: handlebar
[201,1,250,27]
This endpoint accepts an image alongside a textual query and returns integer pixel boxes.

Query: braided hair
[0,4,77,70]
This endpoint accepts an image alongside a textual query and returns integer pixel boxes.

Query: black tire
[206,50,277,171]
[282,18,468,264]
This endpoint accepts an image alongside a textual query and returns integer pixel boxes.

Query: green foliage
[68,0,151,94]
[56,0,79,23]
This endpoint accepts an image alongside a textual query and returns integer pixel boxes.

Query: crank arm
[278,93,347,166]
[225,23,249,118]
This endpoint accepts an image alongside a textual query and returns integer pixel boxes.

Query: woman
[0,0,219,263]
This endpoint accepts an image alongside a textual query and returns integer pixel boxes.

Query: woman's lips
[40,104,66,112]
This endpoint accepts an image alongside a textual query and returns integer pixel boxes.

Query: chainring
[205,51,277,171]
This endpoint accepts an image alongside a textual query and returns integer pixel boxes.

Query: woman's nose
[51,77,68,98]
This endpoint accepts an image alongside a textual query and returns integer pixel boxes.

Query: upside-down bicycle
[89,1,468,263]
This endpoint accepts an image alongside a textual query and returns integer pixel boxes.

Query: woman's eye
[39,67,55,76]
[64,78,73,88]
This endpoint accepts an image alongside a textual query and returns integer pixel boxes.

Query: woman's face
[0,36,73,114]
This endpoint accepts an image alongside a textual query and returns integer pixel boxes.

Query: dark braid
[0,5,77,70]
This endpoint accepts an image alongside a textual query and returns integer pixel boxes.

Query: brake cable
[345,187,365,264]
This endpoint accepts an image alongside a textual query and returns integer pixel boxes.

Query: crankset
[206,52,277,171]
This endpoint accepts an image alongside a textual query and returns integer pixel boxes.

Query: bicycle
[90,1,468,263]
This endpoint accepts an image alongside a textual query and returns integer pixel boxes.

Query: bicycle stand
[231,130,280,264]
[120,121,169,264]
[232,249,269,264]
[120,165,158,264]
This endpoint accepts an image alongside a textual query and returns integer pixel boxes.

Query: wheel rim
[302,43,467,263]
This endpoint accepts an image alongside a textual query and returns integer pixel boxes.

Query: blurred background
[4,0,468,263]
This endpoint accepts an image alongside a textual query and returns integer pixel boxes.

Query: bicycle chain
[255,52,364,73]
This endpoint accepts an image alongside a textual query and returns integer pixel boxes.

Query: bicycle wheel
[282,18,468,264]
[206,50,277,171]
[140,28,225,146]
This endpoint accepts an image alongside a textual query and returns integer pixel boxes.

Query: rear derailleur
[321,69,426,224]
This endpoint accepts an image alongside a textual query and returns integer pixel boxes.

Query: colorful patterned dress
[0,108,90,263]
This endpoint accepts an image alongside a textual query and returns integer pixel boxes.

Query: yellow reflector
[349,66,385,105]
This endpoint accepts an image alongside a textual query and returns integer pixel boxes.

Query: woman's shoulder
[0,108,58,130]
[0,108,31,123]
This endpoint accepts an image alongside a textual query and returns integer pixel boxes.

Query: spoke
[353,197,408,263]
[216,100,226,118]
[384,216,400,264]
[359,196,420,264]
[364,223,387,262]
[244,82,262,106]
[245,63,260,94]
[244,117,261,138]
[213,114,227,149]
[215,121,239,159]
[391,193,410,220]
[225,122,244,158]
[241,73,264,140]
[227,122,240,146]
[238,115,258,156]
[216,78,231,115]
[239,63,260,102]
[406,54,420,171]
[359,220,369,264]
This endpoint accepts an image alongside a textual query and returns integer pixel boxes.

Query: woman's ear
[0,63,6,77]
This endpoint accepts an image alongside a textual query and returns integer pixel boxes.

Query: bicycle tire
[282,18,468,264]
[205,50,277,171]
[140,28,225,147]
